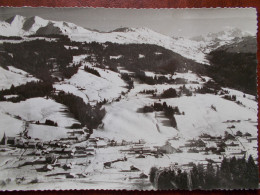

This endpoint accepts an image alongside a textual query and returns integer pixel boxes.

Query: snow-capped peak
[22,16,49,33]
[0,15,93,36]
[5,15,26,25]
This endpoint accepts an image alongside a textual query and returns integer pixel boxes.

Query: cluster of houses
[117,131,257,162]
[119,139,181,158]
[0,130,97,159]
[172,132,257,159]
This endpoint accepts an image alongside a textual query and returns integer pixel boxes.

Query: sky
[0,7,257,37]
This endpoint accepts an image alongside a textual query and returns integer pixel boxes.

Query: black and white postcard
[0,7,258,190]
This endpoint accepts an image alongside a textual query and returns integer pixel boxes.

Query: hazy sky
[0,7,257,37]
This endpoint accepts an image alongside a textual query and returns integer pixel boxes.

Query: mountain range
[0,15,255,65]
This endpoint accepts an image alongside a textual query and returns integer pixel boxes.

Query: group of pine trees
[52,92,106,131]
[134,71,174,85]
[142,102,180,128]
[121,73,134,90]
[84,65,101,77]
[2,39,87,81]
[161,88,178,98]
[0,81,53,102]
[150,155,258,190]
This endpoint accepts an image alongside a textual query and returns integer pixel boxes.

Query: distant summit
[191,27,253,42]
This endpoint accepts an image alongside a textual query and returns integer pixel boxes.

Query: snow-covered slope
[93,72,257,145]
[71,27,211,64]
[0,15,49,36]
[0,66,38,90]
[0,97,80,140]
[54,55,128,105]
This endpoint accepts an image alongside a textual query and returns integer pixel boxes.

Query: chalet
[74,150,86,155]
[51,148,64,154]
[225,142,243,154]
[199,133,212,140]
[86,148,95,152]
[59,154,72,159]
[35,151,42,156]
[121,140,129,146]
[205,147,217,153]
[204,141,217,148]
[247,137,257,143]
[28,142,37,149]
[131,146,144,151]
[62,148,72,154]
[188,148,199,153]
[36,142,44,149]
[243,132,252,139]
[96,140,107,148]
[15,138,25,147]
[75,146,85,150]
[42,145,49,150]
[89,142,97,148]
[68,130,84,136]
[158,142,177,154]
[225,140,240,145]
[88,138,98,142]
[49,141,58,147]
[186,139,206,148]
[134,144,145,147]
[108,140,117,146]
[68,136,79,141]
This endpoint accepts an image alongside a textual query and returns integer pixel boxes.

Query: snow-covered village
[0,8,258,190]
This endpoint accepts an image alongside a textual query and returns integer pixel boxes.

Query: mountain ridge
[0,15,255,65]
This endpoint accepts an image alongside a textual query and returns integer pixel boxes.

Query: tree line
[0,81,53,102]
[150,155,258,190]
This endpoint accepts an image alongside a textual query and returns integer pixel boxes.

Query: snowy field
[0,97,79,140]
[94,74,258,143]
[0,66,38,90]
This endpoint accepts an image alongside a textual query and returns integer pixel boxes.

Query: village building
[225,142,244,154]
[96,140,107,148]
[157,142,177,154]
[247,137,257,143]
[68,130,85,136]
[85,148,95,155]
[27,142,37,149]
[0,134,21,146]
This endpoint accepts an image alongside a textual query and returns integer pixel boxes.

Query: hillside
[207,36,257,95]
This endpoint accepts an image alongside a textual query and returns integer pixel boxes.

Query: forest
[52,92,106,131]
[141,102,180,128]
[207,38,257,95]
[149,155,258,190]
[81,41,206,75]
[0,81,53,102]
